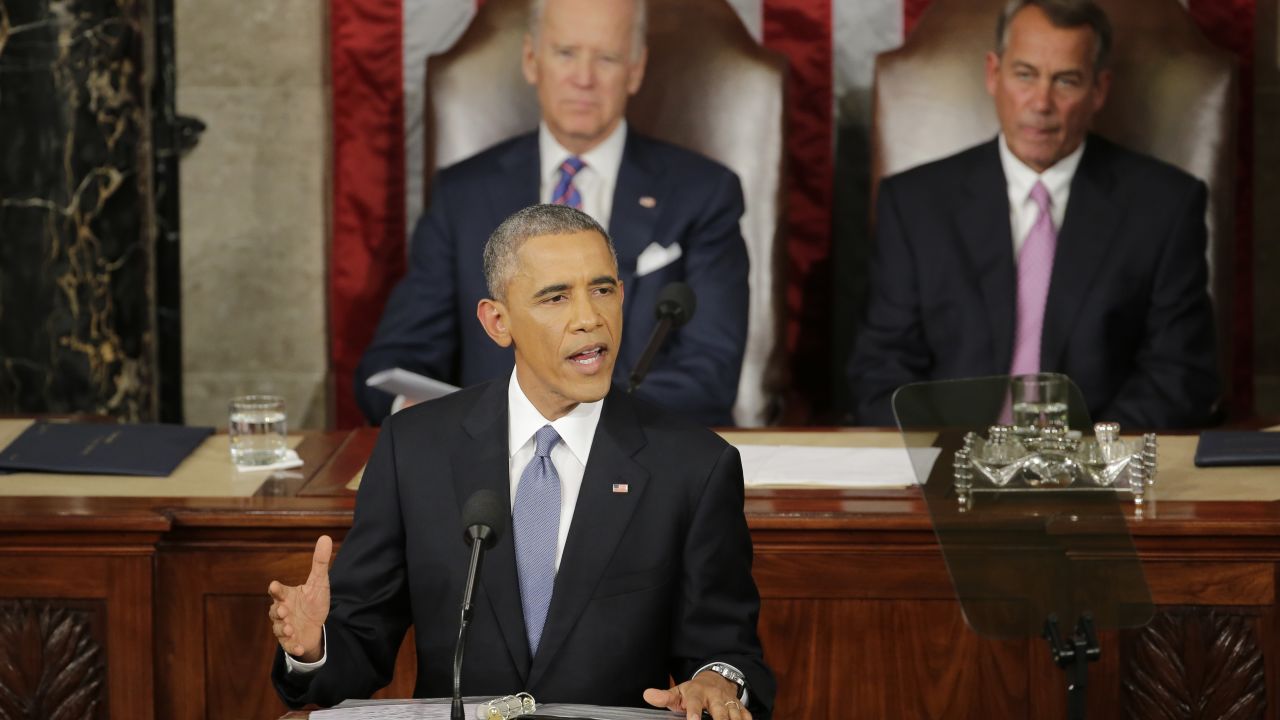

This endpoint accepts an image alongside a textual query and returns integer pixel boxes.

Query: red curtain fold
[903,0,932,36]
[329,0,406,428]
[763,0,834,409]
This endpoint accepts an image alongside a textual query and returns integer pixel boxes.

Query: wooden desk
[2,428,1279,719]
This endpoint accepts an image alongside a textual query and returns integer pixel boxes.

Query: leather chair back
[872,0,1237,407]
[426,0,788,426]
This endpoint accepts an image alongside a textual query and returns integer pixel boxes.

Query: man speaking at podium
[268,205,774,719]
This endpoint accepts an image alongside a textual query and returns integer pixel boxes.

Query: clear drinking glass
[1010,373,1068,428]
[228,395,288,467]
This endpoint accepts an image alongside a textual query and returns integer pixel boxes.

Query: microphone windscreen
[461,489,506,545]
[655,282,697,327]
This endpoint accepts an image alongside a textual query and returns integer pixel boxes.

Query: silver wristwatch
[701,661,748,700]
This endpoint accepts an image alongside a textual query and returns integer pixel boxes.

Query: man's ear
[984,51,1001,97]
[1091,67,1112,112]
[477,299,513,348]
[521,33,538,86]
[626,46,648,96]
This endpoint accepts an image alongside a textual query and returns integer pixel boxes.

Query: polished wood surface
[2,428,1279,719]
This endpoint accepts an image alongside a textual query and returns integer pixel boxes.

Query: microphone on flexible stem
[628,281,697,393]
[453,489,506,720]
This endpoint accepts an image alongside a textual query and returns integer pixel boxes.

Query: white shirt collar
[507,370,603,468]
[538,119,628,191]
[998,133,1085,214]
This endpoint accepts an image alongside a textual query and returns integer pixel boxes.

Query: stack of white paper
[732,444,941,488]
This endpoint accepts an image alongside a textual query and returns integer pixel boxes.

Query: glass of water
[1010,373,1068,428]
[228,395,288,467]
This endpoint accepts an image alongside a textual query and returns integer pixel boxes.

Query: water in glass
[229,403,287,466]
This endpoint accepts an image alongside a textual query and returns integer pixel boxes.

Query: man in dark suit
[355,0,748,428]
[848,0,1218,428]
[270,205,774,719]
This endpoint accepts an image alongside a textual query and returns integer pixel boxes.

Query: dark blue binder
[0,421,214,476]
[1194,431,1280,468]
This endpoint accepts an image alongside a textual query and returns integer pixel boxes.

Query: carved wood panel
[0,599,106,720]
[1122,608,1266,720]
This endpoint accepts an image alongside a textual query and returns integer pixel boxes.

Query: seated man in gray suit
[270,205,774,719]
[848,0,1218,428]
[356,0,749,428]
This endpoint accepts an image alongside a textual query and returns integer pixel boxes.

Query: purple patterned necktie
[1009,180,1057,376]
[550,156,585,209]
[513,425,562,656]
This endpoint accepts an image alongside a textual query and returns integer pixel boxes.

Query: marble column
[0,0,157,420]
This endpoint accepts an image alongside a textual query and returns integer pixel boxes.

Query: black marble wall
[0,0,157,420]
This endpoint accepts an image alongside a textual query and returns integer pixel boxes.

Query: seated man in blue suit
[270,204,774,719]
[848,0,1218,428]
[356,0,749,427]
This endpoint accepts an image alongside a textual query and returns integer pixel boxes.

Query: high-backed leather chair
[425,0,787,426]
[871,0,1238,412]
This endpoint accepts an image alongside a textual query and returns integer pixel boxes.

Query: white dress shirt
[288,371,602,674]
[998,133,1085,257]
[538,120,627,229]
[506,369,602,571]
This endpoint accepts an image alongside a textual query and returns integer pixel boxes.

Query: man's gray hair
[529,0,648,62]
[995,0,1113,71]
[483,204,618,300]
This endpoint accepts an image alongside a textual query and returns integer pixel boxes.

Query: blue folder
[0,421,214,476]
[1194,431,1280,468]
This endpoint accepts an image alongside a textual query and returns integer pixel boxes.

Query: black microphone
[627,282,697,393]
[452,489,506,720]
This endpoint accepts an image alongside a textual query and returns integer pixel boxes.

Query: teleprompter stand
[1044,613,1101,720]
[893,376,1152,720]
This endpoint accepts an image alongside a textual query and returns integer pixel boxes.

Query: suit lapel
[495,133,542,219]
[453,381,532,682]
[609,131,663,333]
[527,391,650,689]
[957,140,1018,370]
[1041,138,1120,371]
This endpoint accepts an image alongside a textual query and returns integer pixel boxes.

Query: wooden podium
[0,424,1277,719]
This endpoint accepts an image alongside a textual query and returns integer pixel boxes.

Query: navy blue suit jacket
[355,130,749,427]
[848,135,1219,428]
[272,381,775,717]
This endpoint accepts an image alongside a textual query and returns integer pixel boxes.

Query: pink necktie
[1009,181,1056,376]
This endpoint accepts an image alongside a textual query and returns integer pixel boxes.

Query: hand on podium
[268,535,332,662]
[643,671,751,720]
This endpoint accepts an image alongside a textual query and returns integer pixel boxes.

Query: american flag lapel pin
[612,483,629,494]
[638,196,657,209]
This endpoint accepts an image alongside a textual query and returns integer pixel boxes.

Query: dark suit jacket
[272,381,775,716]
[355,130,750,427]
[848,135,1218,428]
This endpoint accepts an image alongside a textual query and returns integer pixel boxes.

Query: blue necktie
[513,425,562,656]
[550,156,585,209]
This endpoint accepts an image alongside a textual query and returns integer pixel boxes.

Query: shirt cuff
[283,626,327,674]
[390,394,408,415]
[693,661,749,704]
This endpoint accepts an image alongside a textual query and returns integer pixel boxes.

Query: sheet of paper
[311,698,669,719]
[732,444,941,488]
[311,698,478,719]
[365,368,459,403]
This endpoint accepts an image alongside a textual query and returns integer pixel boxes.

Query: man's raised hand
[267,535,333,662]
